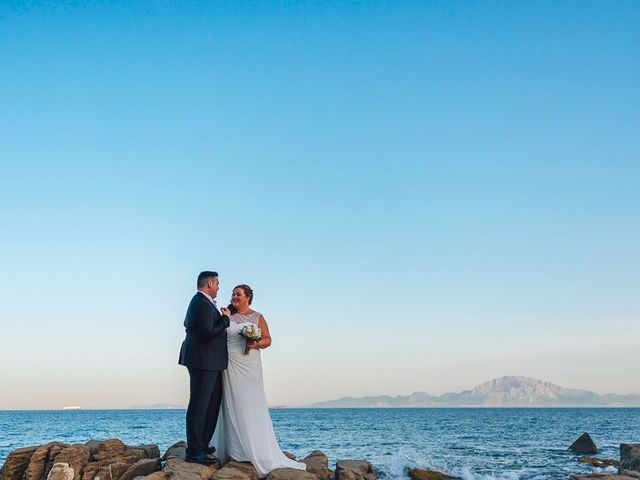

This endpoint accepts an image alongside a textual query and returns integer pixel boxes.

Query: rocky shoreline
[568,442,640,480]
[0,436,638,480]
[0,439,377,480]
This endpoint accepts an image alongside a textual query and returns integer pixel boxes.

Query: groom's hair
[197,271,218,288]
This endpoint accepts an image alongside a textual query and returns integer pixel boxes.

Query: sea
[1,408,638,480]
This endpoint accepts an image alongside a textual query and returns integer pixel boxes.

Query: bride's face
[231,288,249,310]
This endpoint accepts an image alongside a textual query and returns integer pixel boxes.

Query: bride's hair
[227,284,254,314]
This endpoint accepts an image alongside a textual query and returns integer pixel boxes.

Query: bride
[212,284,306,477]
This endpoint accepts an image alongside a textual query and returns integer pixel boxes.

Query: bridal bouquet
[239,324,262,354]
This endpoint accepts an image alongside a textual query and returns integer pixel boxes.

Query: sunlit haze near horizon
[1,1,639,410]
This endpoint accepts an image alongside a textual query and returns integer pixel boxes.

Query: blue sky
[0,1,639,409]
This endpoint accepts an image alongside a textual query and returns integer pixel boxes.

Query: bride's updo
[228,284,254,314]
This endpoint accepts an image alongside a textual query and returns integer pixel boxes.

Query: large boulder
[335,461,376,480]
[569,433,599,454]
[0,446,39,480]
[620,444,640,474]
[163,457,219,480]
[119,459,161,480]
[25,443,69,480]
[52,445,91,480]
[223,462,258,480]
[137,472,169,480]
[301,452,328,480]
[213,467,251,480]
[267,469,317,480]
[93,440,128,463]
[408,469,461,480]
[45,444,70,480]
[161,442,187,462]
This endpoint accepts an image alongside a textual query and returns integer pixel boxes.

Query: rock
[570,474,638,480]
[301,451,329,480]
[620,444,640,474]
[161,442,187,462]
[93,441,145,470]
[136,473,169,480]
[45,445,70,480]
[53,445,91,480]
[267,468,317,480]
[139,447,161,460]
[122,449,147,463]
[93,440,127,463]
[95,463,130,480]
[119,459,161,480]
[213,467,251,480]
[577,458,619,468]
[336,471,355,480]
[119,446,158,463]
[335,461,376,480]
[0,445,39,480]
[54,446,91,478]
[283,453,296,461]
[24,444,53,480]
[81,463,100,480]
[620,471,640,479]
[83,443,101,459]
[407,469,461,480]
[47,464,75,480]
[569,433,599,454]
[25,443,69,480]
[224,462,258,480]
[163,457,219,480]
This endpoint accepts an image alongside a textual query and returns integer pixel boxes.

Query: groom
[179,271,231,464]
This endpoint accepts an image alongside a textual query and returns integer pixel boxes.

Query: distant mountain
[308,376,640,408]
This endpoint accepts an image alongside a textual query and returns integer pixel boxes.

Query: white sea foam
[455,466,521,480]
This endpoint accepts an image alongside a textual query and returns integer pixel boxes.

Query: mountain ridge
[307,376,640,407]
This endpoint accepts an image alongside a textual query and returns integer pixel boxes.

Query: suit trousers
[185,368,223,456]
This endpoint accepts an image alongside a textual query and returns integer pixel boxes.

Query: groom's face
[209,277,220,298]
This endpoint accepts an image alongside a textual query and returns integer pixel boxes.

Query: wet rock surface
[570,433,599,454]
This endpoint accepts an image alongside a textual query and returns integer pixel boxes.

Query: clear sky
[0,1,639,409]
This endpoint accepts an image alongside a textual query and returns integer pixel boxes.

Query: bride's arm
[250,315,272,350]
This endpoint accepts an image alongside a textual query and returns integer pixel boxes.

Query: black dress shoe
[185,453,217,465]
[205,446,216,454]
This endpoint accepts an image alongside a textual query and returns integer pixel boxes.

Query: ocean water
[1,408,638,480]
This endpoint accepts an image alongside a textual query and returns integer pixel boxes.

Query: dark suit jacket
[178,292,230,371]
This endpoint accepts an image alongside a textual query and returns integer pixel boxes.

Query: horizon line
[2,406,640,412]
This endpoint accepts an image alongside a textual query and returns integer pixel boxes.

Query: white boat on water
[62,406,82,410]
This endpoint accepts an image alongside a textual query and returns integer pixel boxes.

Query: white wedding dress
[212,311,306,478]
